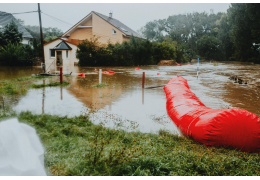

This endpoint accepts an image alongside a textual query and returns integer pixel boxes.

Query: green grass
[1,111,260,176]
[31,81,70,88]
[0,75,52,96]
[0,81,28,95]
[0,76,70,96]
[92,83,109,88]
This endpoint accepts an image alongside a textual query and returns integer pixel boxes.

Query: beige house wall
[68,28,92,40]
[122,36,130,42]
[92,13,125,44]
[82,18,92,26]
[44,39,79,68]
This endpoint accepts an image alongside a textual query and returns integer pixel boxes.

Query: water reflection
[60,86,63,100]
[142,88,144,105]
[42,80,45,114]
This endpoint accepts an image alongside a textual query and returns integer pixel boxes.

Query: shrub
[76,36,187,66]
[0,42,35,66]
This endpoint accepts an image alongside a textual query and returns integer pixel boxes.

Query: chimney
[109,11,113,18]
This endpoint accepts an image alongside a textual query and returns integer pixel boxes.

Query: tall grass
[0,111,258,176]
[0,75,62,96]
[31,81,70,88]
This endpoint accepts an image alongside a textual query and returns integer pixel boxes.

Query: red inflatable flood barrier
[77,73,85,78]
[164,76,260,152]
[102,70,115,75]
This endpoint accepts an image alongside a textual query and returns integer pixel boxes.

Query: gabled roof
[53,41,72,50]
[44,37,83,47]
[62,11,142,39]
[0,11,33,39]
[92,11,142,38]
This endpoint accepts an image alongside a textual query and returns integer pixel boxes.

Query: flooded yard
[1,61,260,135]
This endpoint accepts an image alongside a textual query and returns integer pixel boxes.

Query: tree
[216,13,234,60]
[140,11,224,58]
[227,3,260,63]
[44,36,58,42]
[197,35,222,60]
[17,18,25,26]
[0,43,27,65]
[0,31,4,46]
[24,25,63,43]
[1,20,23,46]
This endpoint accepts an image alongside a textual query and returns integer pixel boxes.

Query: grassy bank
[0,75,70,96]
[31,81,70,88]
[1,111,260,176]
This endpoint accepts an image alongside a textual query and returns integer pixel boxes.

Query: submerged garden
[1,72,260,176]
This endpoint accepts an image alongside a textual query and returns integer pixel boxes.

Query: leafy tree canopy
[0,20,23,46]
[24,25,63,43]
[197,35,222,60]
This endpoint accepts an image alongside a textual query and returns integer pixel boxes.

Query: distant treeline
[24,25,63,43]
[76,36,190,66]
[139,3,260,63]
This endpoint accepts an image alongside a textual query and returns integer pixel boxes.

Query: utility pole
[38,3,45,73]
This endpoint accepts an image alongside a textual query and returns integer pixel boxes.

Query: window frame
[112,29,116,35]
[66,50,69,58]
[50,49,55,58]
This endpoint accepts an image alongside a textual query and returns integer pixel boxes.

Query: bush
[0,43,35,66]
[76,36,187,66]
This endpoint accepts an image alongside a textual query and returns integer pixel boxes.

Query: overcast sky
[0,3,231,33]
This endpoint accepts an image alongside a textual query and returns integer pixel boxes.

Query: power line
[13,11,38,15]
[42,13,71,27]
[0,11,38,16]
[42,12,72,26]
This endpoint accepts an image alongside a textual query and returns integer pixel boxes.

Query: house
[44,11,142,66]
[0,11,33,45]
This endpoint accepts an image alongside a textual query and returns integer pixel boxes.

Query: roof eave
[61,12,92,37]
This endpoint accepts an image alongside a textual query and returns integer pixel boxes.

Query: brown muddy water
[1,61,260,135]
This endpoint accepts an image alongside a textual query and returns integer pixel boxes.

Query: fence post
[60,67,63,84]
[99,69,102,84]
[142,72,145,88]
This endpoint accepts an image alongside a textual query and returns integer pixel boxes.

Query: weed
[31,81,70,88]
[213,61,219,66]
[92,83,109,88]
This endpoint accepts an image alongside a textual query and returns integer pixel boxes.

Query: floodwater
[1,61,260,135]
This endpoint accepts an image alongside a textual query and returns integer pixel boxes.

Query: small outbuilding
[44,38,82,66]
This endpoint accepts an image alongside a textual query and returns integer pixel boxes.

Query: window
[66,51,69,58]
[50,49,55,58]
[112,29,116,34]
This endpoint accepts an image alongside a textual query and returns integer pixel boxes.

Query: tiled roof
[64,38,83,46]
[92,11,142,38]
[44,37,83,46]
[53,41,72,50]
[0,11,33,39]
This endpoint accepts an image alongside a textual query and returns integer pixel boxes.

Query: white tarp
[0,118,46,176]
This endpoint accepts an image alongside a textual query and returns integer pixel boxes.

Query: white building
[0,11,33,45]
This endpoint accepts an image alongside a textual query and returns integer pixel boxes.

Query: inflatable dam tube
[77,73,86,78]
[102,71,115,74]
[164,76,260,152]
